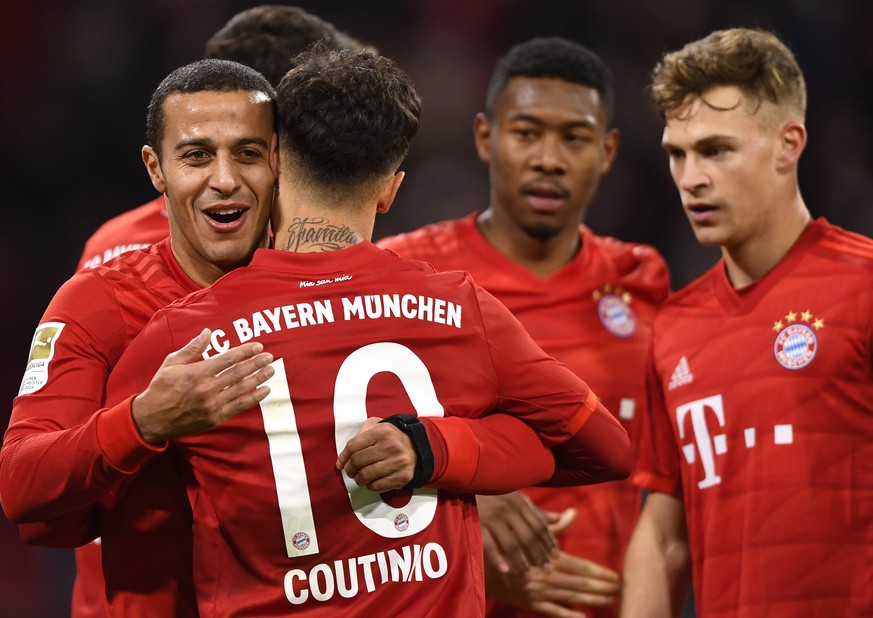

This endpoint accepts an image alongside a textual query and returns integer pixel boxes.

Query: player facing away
[104,48,632,617]
[76,4,369,271]
[67,7,371,617]
[378,37,670,617]
[620,28,873,617]
[3,56,589,617]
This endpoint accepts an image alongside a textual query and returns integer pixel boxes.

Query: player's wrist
[379,414,434,491]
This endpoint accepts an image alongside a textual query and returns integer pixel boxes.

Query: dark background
[2,1,871,615]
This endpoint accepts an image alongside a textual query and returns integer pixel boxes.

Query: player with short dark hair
[1,58,280,616]
[204,4,371,87]
[77,5,366,271]
[104,47,632,616]
[379,36,670,617]
[58,7,372,615]
[620,28,873,617]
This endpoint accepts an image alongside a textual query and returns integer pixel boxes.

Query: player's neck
[721,199,811,289]
[272,181,371,253]
[476,209,581,279]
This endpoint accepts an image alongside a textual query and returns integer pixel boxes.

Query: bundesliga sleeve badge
[18,322,65,395]
[772,310,823,370]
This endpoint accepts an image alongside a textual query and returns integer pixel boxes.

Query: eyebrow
[509,112,597,129]
[173,136,271,151]
[662,134,734,151]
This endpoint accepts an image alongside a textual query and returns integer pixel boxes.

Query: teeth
[212,209,243,215]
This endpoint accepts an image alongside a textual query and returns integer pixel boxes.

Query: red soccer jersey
[105,243,603,618]
[378,213,670,617]
[74,194,169,617]
[2,239,201,617]
[77,196,169,270]
[635,218,873,617]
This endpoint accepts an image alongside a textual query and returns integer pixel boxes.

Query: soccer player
[77,4,369,271]
[1,59,280,616]
[68,6,370,616]
[104,47,633,617]
[377,37,670,617]
[620,28,873,617]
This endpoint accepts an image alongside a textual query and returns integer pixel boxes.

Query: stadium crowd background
[1,1,871,615]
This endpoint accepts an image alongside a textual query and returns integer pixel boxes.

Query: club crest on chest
[593,285,636,338]
[772,309,824,370]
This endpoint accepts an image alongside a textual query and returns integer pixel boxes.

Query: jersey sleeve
[469,282,632,483]
[103,311,178,409]
[632,349,683,497]
[422,414,555,493]
[473,283,601,445]
[0,273,164,524]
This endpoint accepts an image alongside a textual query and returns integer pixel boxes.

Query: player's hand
[132,328,274,444]
[525,552,621,614]
[486,550,620,618]
[478,492,568,575]
[336,418,417,492]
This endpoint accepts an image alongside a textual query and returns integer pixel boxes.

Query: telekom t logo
[676,394,726,489]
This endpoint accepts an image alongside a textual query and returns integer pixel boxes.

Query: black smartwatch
[378,414,435,491]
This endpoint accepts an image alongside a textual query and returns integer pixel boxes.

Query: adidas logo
[668,356,694,390]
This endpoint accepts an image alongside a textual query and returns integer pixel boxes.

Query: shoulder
[79,197,169,269]
[585,228,668,270]
[79,241,189,316]
[376,217,471,260]
[584,227,672,296]
[371,246,482,301]
[656,263,720,315]
[815,221,873,273]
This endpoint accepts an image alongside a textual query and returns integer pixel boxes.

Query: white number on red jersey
[260,342,443,558]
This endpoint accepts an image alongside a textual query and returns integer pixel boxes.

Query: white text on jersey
[201,295,462,359]
[284,542,448,605]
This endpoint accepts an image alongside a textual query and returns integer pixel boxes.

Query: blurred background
[2,1,871,615]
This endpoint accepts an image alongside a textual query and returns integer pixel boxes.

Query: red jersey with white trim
[378,213,670,617]
[77,196,169,270]
[1,239,201,617]
[635,218,873,617]
[105,243,601,618]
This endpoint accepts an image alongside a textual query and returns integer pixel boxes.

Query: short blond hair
[650,28,806,121]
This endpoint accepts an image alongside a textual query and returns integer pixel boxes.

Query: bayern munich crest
[772,310,824,370]
[292,532,311,551]
[594,286,636,338]
[394,513,409,532]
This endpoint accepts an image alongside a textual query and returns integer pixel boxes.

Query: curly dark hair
[485,36,614,125]
[276,48,421,190]
[204,5,373,87]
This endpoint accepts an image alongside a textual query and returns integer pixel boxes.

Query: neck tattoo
[283,217,359,252]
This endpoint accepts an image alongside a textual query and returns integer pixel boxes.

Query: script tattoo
[283,217,359,252]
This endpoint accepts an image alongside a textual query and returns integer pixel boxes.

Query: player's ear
[376,171,405,214]
[599,128,621,175]
[269,133,279,178]
[473,113,492,164]
[775,120,806,173]
[142,145,167,193]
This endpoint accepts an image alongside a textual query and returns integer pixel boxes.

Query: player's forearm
[421,414,555,493]
[539,400,632,487]
[0,396,163,522]
[18,507,99,547]
[619,492,692,618]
